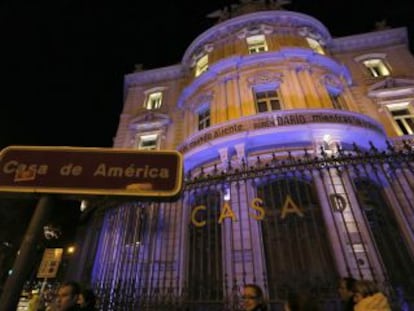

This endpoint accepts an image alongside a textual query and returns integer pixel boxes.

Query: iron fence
[90,141,414,310]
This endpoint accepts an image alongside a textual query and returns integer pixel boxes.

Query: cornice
[177,109,386,171]
[124,64,185,88]
[128,112,172,131]
[182,10,331,66]
[367,77,414,99]
[330,27,408,53]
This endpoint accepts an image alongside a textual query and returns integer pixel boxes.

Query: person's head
[56,281,81,311]
[352,279,379,304]
[338,277,356,301]
[78,288,96,308]
[241,283,266,311]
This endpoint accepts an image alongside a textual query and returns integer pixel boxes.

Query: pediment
[368,77,414,98]
[129,112,171,131]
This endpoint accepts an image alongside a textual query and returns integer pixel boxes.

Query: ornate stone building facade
[73,2,414,310]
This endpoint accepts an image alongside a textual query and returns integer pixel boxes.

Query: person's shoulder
[369,292,391,310]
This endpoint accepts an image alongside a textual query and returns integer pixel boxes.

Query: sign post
[0,195,54,311]
[36,248,63,306]
[0,146,183,197]
[0,146,183,310]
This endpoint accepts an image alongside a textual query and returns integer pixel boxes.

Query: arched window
[257,178,337,299]
[188,191,223,301]
[355,179,414,297]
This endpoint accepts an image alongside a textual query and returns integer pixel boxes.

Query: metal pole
[0,194,54,311]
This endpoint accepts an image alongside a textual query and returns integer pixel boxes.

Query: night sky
[0,0,413,150]
[0,0,413,280]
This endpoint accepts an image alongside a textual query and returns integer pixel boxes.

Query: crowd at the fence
[241,277,392,311]
[22,277,392,311]
[24,281,96,311]
[336,277,392,311]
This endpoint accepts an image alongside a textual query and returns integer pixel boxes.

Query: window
[362,59,390,78]
[246,35,268,54]
[306,37,324,55]
[145,92,162,110]
[198,108,210,130]
[195,54,208,77]
[254,89,281,113]
[138,134,159,150]
[386,102,414,135]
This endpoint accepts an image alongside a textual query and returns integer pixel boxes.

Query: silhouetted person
[338,277,356,311]
[78,288,97,311]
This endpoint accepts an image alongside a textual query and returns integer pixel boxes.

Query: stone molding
[128,112,171,131]
[330,27,408,53]
[125,64,185,88]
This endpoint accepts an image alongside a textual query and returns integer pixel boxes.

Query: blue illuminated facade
[73,3,414,310]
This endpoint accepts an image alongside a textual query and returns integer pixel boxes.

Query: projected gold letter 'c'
[191,205,206,227]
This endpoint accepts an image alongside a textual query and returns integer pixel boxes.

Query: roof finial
[374,19,391,31]
[206,0,291,23]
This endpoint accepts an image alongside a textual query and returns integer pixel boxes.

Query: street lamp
[66,245,76,255]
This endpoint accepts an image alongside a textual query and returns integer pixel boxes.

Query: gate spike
[256,155,261,168]
[319,145,327,158]
[336,143,343,155]
[369,141,378,153]
[402,139,412,152]
[352,142,361,154]
[241,157,247,170]
[385,140,395,153]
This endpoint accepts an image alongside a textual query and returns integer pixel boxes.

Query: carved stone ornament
[247,71,283,86]
[189,91,214,110]
[322,74,343,90]
[237,28,249,39]
[261,24,274,35]
[204,43,214,53]
[129,112,171,131]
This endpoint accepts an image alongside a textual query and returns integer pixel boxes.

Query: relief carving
[247,71,283,86]
[188,91,214,110]
[322,74,343,90]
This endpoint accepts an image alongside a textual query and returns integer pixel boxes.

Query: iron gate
[90,142,414,310]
